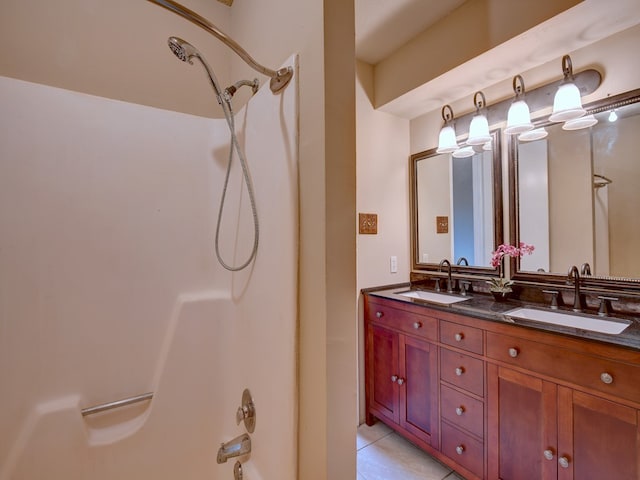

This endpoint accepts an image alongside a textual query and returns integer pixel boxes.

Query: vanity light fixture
[549,55,586,122]
[436,105,459,153]
[608,110,618,122]
[518,127,548,142]
[505,75,534,135]
[452,145,475,158]
[562,114,598,130]
[467,91,492,145]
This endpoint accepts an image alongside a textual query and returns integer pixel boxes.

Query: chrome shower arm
[147,0,293,93]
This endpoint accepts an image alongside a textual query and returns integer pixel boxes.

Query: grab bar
[81,392,153,417]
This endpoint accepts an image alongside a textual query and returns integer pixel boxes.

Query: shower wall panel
[0,56,297,480]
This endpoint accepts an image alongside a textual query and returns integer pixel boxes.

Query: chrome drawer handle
[454,333,464,342]
[455,406,465,416]
[543,449,554,461]
[391,375,398,383]
[455,445,465,455]
[508,347,519,358]
[558,456,570,469]
[455,367,465,376]
[376,311,383,318]
[413,321,422,329]
[397,378,405,386]
[600,372,613,384]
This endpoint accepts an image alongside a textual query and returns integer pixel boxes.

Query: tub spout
[217,433,251,464]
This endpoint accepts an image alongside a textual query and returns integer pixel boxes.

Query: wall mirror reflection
[410,130,503,272]
[509,88,640,288]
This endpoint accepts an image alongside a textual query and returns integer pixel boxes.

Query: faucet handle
[459,280,471,296]
[542,290,563,310]
[597,296,618,317]
[434,278,442,292]
[236,389,256,433]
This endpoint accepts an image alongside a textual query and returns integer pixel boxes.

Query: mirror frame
[410,129,503,274]
[508,88,640,292]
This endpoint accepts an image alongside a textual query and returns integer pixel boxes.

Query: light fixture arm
[513,75,526,98]
[441,104,455,124]
[562,55,574,80]
[473,91,487,112]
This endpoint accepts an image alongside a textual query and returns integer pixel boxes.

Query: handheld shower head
[168,36,199,63]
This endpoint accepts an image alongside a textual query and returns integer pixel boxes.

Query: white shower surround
[0,55,298,479]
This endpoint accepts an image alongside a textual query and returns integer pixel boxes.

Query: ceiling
[355,0,468,64]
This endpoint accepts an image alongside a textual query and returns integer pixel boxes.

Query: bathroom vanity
[364,288,640,480]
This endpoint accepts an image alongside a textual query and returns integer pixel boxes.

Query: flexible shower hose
[214,92,259,271]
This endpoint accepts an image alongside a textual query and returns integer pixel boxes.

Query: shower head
[168,36,199,63]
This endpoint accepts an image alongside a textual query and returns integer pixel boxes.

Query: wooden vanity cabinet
[487,331,640,480]
[364,293,640,480]
[365,298,439,448]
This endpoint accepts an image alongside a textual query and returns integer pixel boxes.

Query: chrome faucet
[456,257,469,266]
[217,433,251,464]
[567,265,583,312]
[439,259,454,293]
[580,262,592,276]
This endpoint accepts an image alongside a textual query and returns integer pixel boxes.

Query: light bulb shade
[549,82,585,122]
[436,125,458,153]
[467,114,491,145]
[562,114,597,130]
[452,146,475,158]
[518,127,548,142]
[482,140,492,151]
[608,110,618,122]
[505,100,534,134]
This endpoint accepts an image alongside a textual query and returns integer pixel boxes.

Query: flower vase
[491,290,511,302]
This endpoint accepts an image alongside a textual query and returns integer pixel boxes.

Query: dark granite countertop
[364,284,640,352]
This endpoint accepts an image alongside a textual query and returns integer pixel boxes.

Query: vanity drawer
[367,301,437,342]
[440,348,485,397]
[441,421,484,479]
[440,384,484,437]
[440,320,484,354]
[486,332,640,404]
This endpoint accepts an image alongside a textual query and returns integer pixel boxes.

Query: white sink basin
[504,307,631,335]
[396,290,470,305]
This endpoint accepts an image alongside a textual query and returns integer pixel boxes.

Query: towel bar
[81,392,153,417]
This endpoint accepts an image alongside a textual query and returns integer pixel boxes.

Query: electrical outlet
[390,256,398,273]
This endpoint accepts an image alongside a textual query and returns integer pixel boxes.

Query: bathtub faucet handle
[236,388,256,433]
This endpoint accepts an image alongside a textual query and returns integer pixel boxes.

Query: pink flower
[490,242,535,268]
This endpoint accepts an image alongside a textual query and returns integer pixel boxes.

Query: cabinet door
[557,387,640,480]
[367,324,400,424]
[487,365,557,480]
[399,335,439,446]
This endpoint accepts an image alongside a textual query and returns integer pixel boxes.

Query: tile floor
[357,423,466,480]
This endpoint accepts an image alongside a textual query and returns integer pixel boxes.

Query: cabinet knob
[558,456,570,469]
[455,445,465,455]
[508,347,519,358]
[454,333,464,342]
[376,311,383,318]
[455,406,465,416]
[600,372,613,384]
[543,449,554,461]
[455,367,465,376]
[397,378,405,386]
[391,375,398,383]
[413,321,422,329]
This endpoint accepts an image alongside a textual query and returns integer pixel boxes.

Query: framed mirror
[509,88,640,291]
[410,130,503,273]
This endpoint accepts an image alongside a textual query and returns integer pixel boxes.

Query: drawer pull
[413,321,422,329]
[376,311,383,318]
[508,347,519,358]
[391,375,398,383]
[455,406,465,416]
[397,378,405,386]
[455,445,465,455]
[600,372,613,384]
[455,367,465,376]
[454,333,464,342]
[558,456,570,469]
[543,449,554,461]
